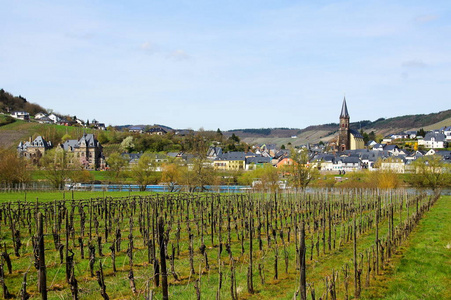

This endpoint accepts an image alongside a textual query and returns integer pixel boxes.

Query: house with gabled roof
[207,146,223,160]
[276,157,296,168]
[36,116,53,124]
[147,126,167,135]
[48,113,61,123]
[418,132,447,149]
[17,136,53,163]
[405,131,417,139]
[390,132,409,139]
[34,112,47,120]
[129,126,145,133]
[312,153,336,171]
[367,140,377,148]
[61,133,104,169]
[442,126,451,141]
[213,152,245,171]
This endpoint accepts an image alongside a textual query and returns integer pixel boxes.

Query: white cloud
[167,49,191,61]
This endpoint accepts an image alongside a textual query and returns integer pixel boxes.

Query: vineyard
[0,189,443,299]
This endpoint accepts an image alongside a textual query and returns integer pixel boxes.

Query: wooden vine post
[158,216,169,300]
[353,214,360,299]
[299,221,306,300]
[37,212,47,300]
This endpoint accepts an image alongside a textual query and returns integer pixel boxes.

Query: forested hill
[361,109,451,129]
[0,89,46,115]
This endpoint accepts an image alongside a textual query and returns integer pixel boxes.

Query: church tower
[338,97,350,151]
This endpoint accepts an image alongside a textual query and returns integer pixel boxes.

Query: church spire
[340,96,350,119]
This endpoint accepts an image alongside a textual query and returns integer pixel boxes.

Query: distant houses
[128,125,169,135]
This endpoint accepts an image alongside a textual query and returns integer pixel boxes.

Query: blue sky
[1,0,450,130]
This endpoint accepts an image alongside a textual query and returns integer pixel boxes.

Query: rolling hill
[228,109,451,147]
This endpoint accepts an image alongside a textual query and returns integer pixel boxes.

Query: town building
[337,97,365,151]
[17,136,52,163]
[418,132,448,149]
[213,152,246,171]
[61,133,105,170]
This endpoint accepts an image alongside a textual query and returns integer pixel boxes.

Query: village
[12,98,451,180]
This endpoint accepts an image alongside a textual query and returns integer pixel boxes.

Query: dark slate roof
[245,152,258,157]
[274,150,289,159]
[349,129,363,139]
[167,152,182,158]
[62,134,100,151]
[435,151,451,160]
[314,154,336,162]
[38,116,52,122]
[31,136,50,148]
[424,132,446,142]
[148,126,167,133]
[129,126,145,131]
[340,97,350,118]
[341,157,360,164]
[207,146,223,157]
[121,152,142,161]
[78,134,99,147]
[246,156,271,164]
[216,152,246,161]
[62,140,78,151]
[384,145,399,151]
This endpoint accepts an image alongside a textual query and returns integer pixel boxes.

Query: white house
[380,157,406,173]
[48,113,61,123]
[442,126,451,142]
[34,112,47,120]
[418,132,447,149]
[11,111,30,120]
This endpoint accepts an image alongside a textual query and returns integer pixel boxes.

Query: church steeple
[338,96,350,151]
[340,97,350,119]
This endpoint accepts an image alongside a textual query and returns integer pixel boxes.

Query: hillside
[1,91,450,150]
[230,109,451,146]
[0,89,46,115]
[0,118,96,149]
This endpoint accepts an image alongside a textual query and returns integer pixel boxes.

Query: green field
[0,190,155,202]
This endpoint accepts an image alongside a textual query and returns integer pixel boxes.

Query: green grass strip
[362,195,451,300]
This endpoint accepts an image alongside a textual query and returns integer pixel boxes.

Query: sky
[1,0,450,130]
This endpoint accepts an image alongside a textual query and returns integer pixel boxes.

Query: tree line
[2,145,449,191]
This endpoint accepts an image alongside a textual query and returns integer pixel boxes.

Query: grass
[0,190,157,202]
[361,195,451,300]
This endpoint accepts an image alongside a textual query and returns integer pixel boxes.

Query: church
[337,97,365,151]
